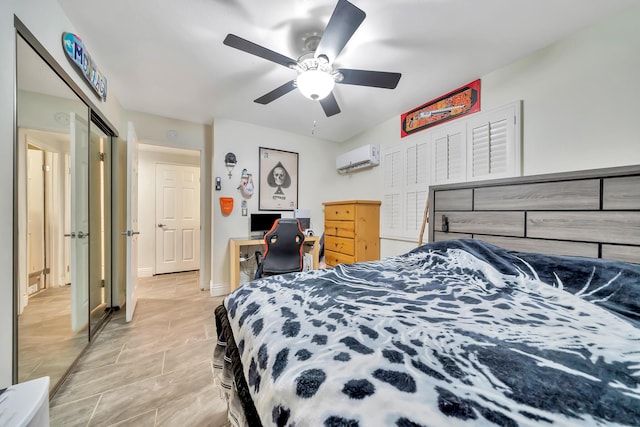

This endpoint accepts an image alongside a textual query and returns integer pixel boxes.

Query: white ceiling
[56,0,637,142]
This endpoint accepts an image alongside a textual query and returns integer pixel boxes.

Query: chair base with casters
[254,218,305,280]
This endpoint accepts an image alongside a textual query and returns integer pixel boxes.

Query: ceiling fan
[223,0,401,117]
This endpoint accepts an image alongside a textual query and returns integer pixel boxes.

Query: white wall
[211,118,340,294]
[481,4,640,175]
[137,146,200,277]
[329,4,640,257]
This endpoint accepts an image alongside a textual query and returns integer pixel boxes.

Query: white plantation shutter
[384,149,402,188]
[381,147,403,237]
[383,194,401,231]
[406,145,417,184]
[405,190,427,235]
[416,142,429,185]
[379,101,521,241]
[448,130,465,181]
[468,102,521,180]
[404,141,429,237]
[432,123,466,184]
[471,119,508,176]
[489,118,508,174]
[381,140,430,240]
[434,135,449,182]
[405,141,429,187]
[471,124,490,176]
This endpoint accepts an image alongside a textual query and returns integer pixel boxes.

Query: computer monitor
[250,213,281,238]
[294,208,311,232]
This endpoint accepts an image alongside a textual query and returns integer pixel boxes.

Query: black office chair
[254,218,305,279]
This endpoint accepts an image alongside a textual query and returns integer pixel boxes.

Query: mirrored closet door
[16,32,113,392]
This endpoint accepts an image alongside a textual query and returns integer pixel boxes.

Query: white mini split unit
[336,144,380,174]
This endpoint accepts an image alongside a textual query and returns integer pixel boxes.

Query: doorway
[155,163,201,274]
[137,144,201,277]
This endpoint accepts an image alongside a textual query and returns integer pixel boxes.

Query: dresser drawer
[324,220,355,238]
[325,204,355,221]
[325,235,355,256]
[325,250,355,267]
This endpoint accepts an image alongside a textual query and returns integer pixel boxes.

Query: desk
[229,236,320,292]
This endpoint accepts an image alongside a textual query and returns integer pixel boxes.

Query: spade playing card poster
[258,147,298,211]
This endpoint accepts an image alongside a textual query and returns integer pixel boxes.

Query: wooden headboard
[428,165,640,264]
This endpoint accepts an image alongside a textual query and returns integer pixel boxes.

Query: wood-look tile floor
[50,271,229,427]
[18,286,88,388]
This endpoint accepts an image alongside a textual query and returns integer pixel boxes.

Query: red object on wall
[400,79,480,138]
[220,197,234,216]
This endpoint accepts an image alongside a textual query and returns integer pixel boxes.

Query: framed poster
[258,147,298,211]
[400,79,480,137]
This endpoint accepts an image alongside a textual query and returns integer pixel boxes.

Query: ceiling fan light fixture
[296,69,335,100]
[224,1,400,116]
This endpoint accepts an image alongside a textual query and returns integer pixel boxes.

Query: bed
[214,166,640,426]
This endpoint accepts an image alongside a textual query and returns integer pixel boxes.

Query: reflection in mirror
[16,34,90,391]
[89,124,111,338]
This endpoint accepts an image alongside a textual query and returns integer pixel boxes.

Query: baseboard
[138,267,153,278]
[209,281,228,297]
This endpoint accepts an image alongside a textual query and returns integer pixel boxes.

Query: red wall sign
[401,79,480,138]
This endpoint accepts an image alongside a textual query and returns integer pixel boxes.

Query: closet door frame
[13,17,119,389]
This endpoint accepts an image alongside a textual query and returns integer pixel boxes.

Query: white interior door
[45,151,67,289]
[70,112,89,331]
[125,122,140,322]
[27,148,45,292]
[155,164,200,274]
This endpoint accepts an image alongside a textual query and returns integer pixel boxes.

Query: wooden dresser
[322,200,381,266]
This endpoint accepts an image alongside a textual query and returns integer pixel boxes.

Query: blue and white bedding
[215,239,640,426]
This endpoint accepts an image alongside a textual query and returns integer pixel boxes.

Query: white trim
[210,281,227,297]
[138,267,153,278]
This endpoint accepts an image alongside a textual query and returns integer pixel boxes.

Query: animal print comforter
[215,239,640,426]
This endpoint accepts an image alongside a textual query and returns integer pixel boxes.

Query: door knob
[64,232,76,238]
[77,231,89,239]
[158,224,166,228]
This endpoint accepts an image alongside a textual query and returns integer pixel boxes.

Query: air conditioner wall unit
[336,144,380,174]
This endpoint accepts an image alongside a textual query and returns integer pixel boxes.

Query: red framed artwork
[401,79,480,138]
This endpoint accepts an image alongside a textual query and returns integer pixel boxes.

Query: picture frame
[258,147,299,211]
[400,79,481,137]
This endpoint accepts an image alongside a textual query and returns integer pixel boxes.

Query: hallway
[50,271,229,426]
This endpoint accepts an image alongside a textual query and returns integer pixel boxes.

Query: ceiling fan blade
[315,0,366,63]
[254,80,297,104]
[319,92,341,117]
[337,69,401,89]
[224,34,297,68]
